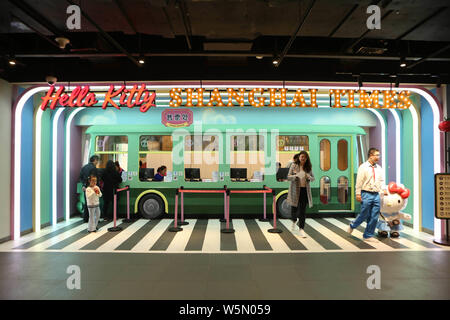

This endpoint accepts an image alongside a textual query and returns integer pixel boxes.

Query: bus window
[320,139,331,171]
[337,176,348,204]
[276,135,309,169]
[184,135,219,182]
[230,135,265,182]
[320,176,331,204]
[139,135,172,182]
[337,139,348,171]
[95,136,128,170]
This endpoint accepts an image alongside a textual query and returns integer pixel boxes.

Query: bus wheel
[276,194,292,219]
[139,194,164,219]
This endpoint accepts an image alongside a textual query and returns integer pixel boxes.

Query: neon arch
[11,82,443,240]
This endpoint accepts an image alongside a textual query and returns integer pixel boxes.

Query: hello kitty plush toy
[377,182,412,238]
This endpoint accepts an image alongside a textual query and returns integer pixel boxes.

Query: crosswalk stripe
[46,220,111,250]
[327,218,394,251]
[11,219,85,250]
[202,219,220,252]
[267,220,307,251]
[244,219,272,251]
[254,220,286,252]
[131,219,172,251]
[302,219,342,250]
[315,218,376,249]
[278,219,326,251]
[0,218,81,250]
[233,219,256,252]
[355,220,430,250]
[59,222,116,251]
[150,221,182,251]
[115,219,162,251]
[166,219,196,252]
[306,219,359,250]
[336,217,408,249]
[96,219,149,251]
[27,222,90,251]
[220,220,237,251]
[184,219,208,251]
[5,217,448,254]
[344,218,437,250]
[397,228,441,248]
[80,221,137,250]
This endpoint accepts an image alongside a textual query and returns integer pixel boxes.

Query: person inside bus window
[154,166,167,182]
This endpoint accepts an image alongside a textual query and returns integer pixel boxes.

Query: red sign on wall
[161,108,193,127]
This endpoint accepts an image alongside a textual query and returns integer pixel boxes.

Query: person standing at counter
[286,151,315,238]
[102,160,123,220]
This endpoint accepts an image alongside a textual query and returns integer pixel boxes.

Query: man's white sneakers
[363,237,379,243]
[347,226,353,234]
[298,229,307,238]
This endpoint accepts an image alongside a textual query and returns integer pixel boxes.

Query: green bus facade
[78,123,366,219]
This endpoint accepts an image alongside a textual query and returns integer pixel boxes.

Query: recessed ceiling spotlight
[256,55,263,60]
[138,55,145,64]
[400,57,407,68]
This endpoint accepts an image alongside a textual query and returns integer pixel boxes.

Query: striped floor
[0,217,447,253]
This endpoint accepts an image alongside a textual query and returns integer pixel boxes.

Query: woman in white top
[286,151,315,237]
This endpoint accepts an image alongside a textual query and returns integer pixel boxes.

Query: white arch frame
[12,83,442,239]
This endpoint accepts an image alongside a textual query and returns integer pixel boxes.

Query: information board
[435,173,450,219]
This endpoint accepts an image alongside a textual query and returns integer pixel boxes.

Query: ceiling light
[8,54,16,66]
[55,37,70,49]
[272,58,279,65]
[400,57,406,68]
[138,55,145,64]
[256,55,263,60]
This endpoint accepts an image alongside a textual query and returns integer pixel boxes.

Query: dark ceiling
[1,0,449,84]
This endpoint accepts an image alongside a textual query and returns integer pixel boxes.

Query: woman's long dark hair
[294,151,312,173]
[105,160,116,173]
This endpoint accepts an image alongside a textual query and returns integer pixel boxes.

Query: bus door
[317,136,353,212]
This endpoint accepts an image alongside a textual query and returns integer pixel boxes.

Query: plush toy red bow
[388,182,410,199]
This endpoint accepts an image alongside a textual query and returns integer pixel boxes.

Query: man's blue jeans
[350,191,380,239]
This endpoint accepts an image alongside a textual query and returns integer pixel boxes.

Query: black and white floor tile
[0,217,447,253]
